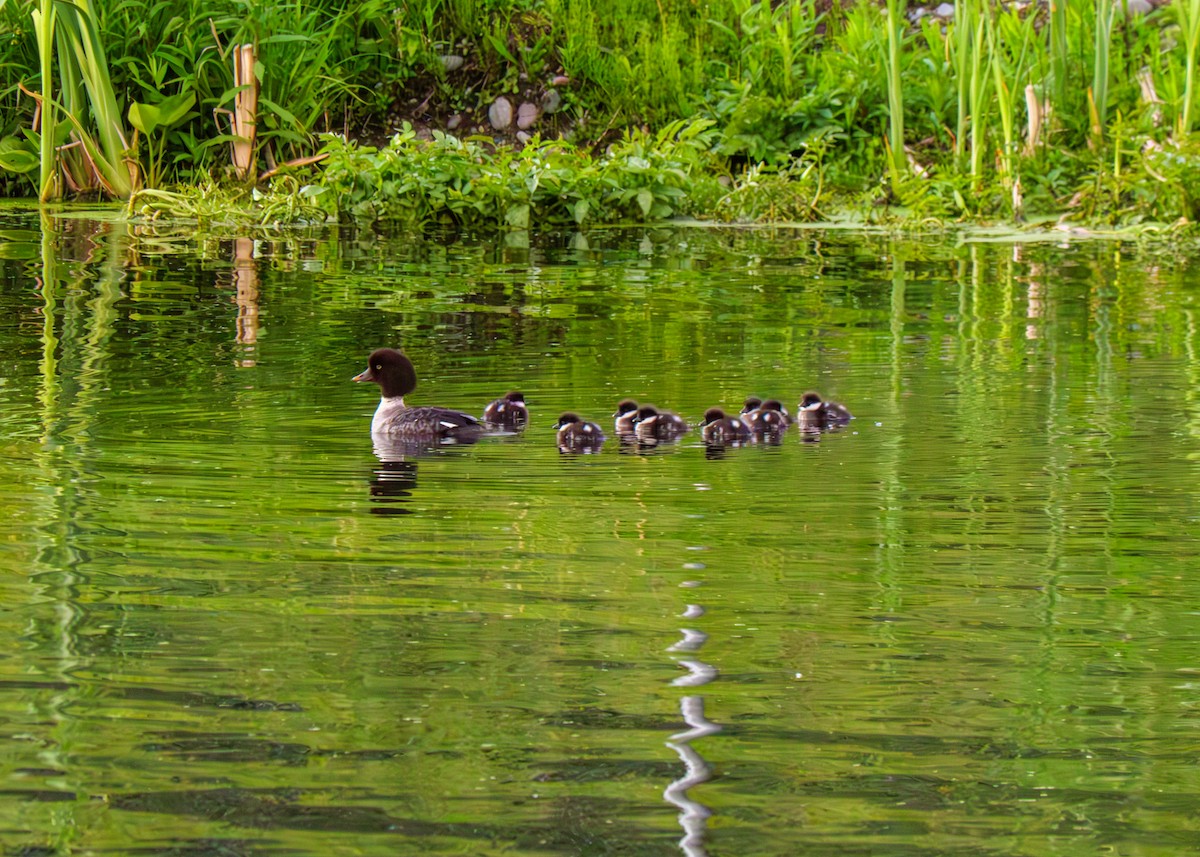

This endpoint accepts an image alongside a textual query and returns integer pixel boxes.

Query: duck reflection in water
[365,433,484,516]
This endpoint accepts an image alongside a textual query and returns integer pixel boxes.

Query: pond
[1,209,1199,856]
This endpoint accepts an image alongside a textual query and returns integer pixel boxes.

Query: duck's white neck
[371,395,408,433]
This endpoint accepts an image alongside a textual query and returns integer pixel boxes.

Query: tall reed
[1048,0,1070,123]
[989,17,1016,196]
[1091,0,1115,140]
[989,5,1037,213]
[32,0,134,199]
[32,0,57,200]
[1178,0,1200,134]
[883,0,907,193]
[952,0,990,188]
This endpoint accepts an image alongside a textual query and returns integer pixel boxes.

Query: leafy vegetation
[2,0,1200,228]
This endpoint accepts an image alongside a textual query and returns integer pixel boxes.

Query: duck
[741,398,791,434]
[797,391,853,430]
[700,407,751,445]
[483,391,528,428]
[633,405,689,441]
[554,412,606,451]
[353,348,484,441]
[613,399,640,434]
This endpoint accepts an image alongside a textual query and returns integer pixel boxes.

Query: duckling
[483,391,528,429]
[554,412,606,452]
[739,397,763,422]
[700,407,751,445]
[613,399,640,434]
[742,398,791,434]
[797,391,853,430]
[633,405,689,441]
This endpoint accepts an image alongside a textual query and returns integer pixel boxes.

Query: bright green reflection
[0,211,1199,856]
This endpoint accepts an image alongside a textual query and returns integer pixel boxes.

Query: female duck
[353,348,484,441]
[483,391,528,429]
[701,407,751,445]
[797,391,853,430]
[554,412,606,451]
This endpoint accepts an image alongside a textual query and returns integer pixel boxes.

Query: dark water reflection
[2,207,1200,855]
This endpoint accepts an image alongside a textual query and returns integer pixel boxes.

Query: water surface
[1,210,1200,855]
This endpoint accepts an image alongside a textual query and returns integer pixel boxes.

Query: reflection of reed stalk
[233,238,259,367]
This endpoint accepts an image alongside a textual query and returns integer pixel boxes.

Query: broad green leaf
[636,188,653,217]
[0,137,38,173]
[504,204,530,229]
[128,101,162,136]
[156,92,196,127]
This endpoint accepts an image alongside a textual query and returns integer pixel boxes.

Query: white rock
[440,55,464,72]
[488,97,513,130]
[541,90,562,114]
[935,2,954,16]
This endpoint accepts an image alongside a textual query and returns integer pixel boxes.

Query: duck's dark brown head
[353,348,418,399]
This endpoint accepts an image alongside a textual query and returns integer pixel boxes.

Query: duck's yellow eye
[375,364,382,370]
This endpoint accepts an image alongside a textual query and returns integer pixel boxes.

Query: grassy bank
[4,0,1200,228]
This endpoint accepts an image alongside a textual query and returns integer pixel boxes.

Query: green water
[2,210,1200,856]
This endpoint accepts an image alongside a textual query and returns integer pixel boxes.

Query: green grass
[0,0,1199,227]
